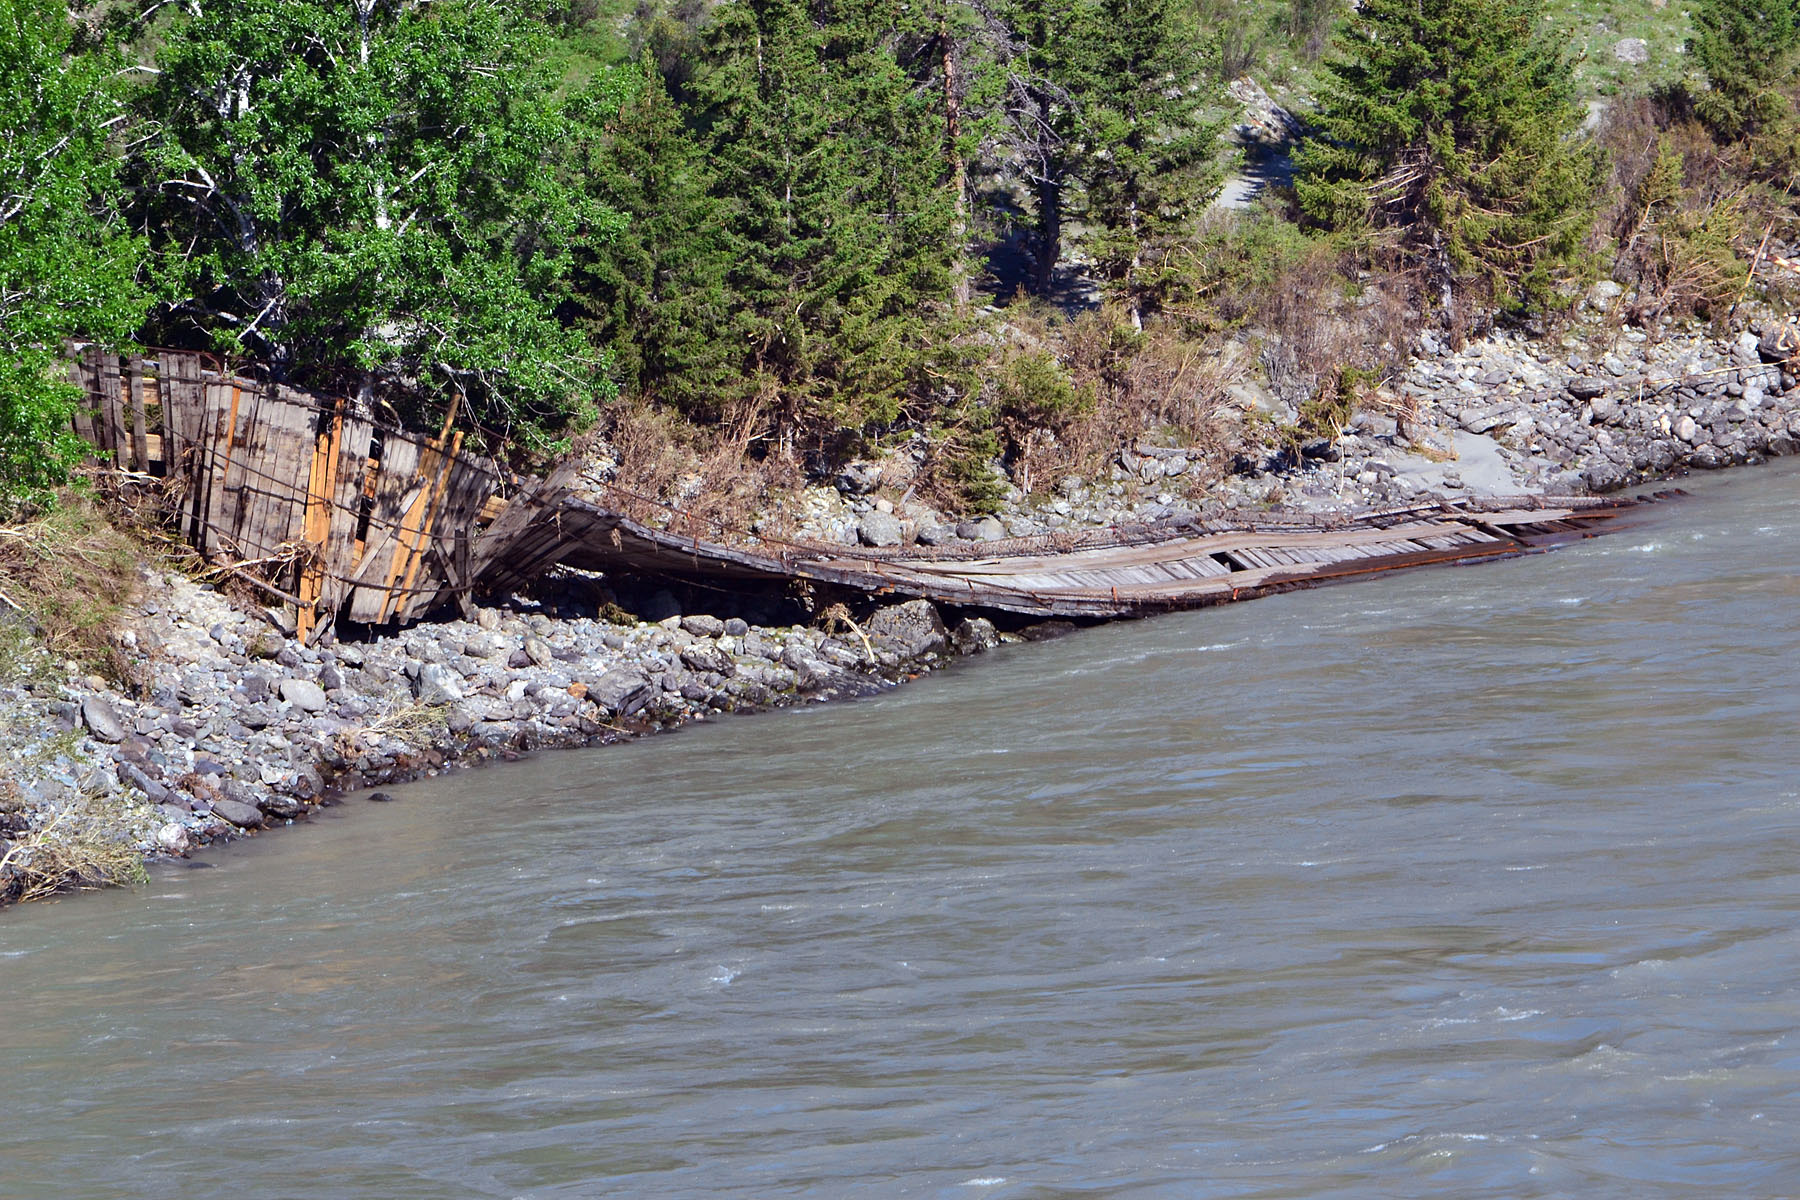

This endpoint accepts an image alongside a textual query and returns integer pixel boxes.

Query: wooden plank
[316,414,376,626]
[98,353,125,468]
[297,399,344,644]
[391,430,463,624]
[126,355,150,473]
[67,346,97,450]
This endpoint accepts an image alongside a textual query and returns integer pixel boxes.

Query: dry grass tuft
[0,792,151,904]
[0,492,144,686]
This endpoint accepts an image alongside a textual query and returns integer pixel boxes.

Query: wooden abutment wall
[67,347,516,642]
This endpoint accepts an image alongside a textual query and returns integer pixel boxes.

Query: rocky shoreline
[3,307,1796,904]
[0,570,1001,902]
[757,310,1799,546]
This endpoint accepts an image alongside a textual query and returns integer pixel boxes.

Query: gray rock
[588,668,654,717]
[956,517,1007,542]
[476,607,502,631]
[1612,37,1648,63]
[523,637,554,669]
[1568,378,1608,401]
[1589,395,1621,425]
[319,664,345,691]
[1675,414,1700,443]
[1758,323,1798,364]
[679,643,736,676]
[950,617,1000,655]
[865,600,948,662]
[415,662,466,706]
[836,461,882,494]
[279,678,329,713]
[210,797,265,828]
[680,614,726,638]
[859,512,905,548]
[81,696,129,743]
[723,618,750,638]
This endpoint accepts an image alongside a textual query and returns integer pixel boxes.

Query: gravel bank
[1,569,1000,901]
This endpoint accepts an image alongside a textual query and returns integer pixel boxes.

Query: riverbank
[3,309,1796,905]
[759,311,1799,548]
[0,567,1003,903]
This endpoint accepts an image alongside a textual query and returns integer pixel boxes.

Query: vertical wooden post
[297,400,345,644]
[127,355,150,473]
[98,352,124,468]
[66,344,97,452]
[157,353,179,475]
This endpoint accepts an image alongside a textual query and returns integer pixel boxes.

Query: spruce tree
[692,0,955,440]
[1075,0,1223,326]
[1292,0,1604,314]
[565,58,736,420]
[1687,0,1800,139]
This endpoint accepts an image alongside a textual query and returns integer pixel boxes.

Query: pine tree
[1292,0,1604,314]
[565,58,736,420]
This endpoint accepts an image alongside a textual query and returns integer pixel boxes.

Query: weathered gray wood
[98,353,124,468]
[126,356,150,473]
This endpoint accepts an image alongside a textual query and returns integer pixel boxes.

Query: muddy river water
[3,463,1799,1198]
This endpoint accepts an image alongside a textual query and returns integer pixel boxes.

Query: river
[3,462,1799,1199]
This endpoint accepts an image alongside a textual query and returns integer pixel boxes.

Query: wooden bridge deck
[486,484,1661,619]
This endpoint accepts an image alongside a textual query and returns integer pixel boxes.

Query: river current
[4,463,1799,1199]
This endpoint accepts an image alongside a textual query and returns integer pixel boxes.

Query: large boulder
[414,663,466,706]
[1760,323,1799,364]
[80,696,129,744]
[865,600,948,663]
[279,678,329,713]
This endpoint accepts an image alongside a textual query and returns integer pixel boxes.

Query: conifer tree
[1076,0,1223,326]
[1292,0,1603,314]
[565,58,735,420]
[691,0,955,440]
[1687,0,1800,139]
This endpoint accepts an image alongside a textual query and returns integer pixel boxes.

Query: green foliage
[687,0,957,438]
[997,349,1094,427]
[1076,0,1226,322]
[133,0,621,449]
[0,0,147,512]
[1686,0,1800,139]
[1616,137,1751,322]
[1293,0,1606,312]
[565,57,736,420]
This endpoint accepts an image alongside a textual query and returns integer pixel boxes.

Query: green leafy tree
[132,0,618,448]
[1687,0,1800,139]
[1292,0,1604,314]
[1,0,147,511]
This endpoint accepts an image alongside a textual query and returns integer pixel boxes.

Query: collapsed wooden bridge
[68,347,1661,637]
[482,473,1657,620]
